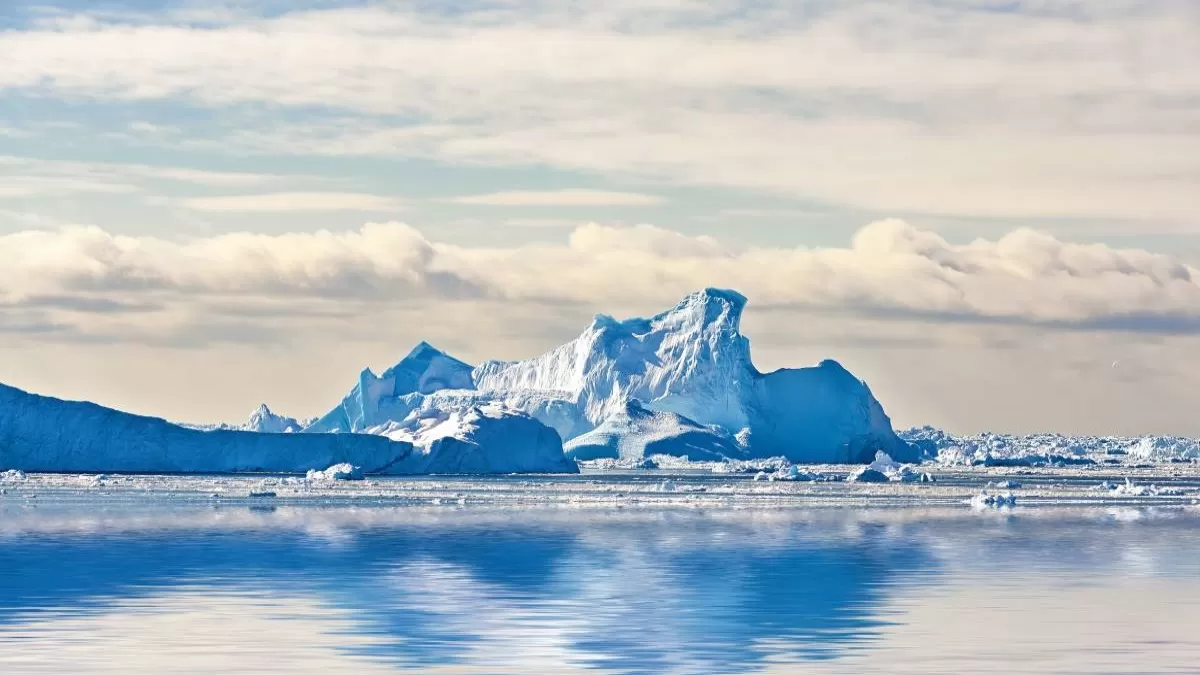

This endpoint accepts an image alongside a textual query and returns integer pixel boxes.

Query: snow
[307,342,475,433]
[563,400,743,461]
[365,401,578,474]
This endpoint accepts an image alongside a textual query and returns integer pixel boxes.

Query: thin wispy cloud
[181,192,406,213]
[449,190,665,207]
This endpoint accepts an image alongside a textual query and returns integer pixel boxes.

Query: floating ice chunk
[1109,478,1184,497]
[847,467,890,483]
[970,492,1017,509]
[0,470,27,482]
[988,480,1023,489]
[306,463,364,482]
[658,479,678,492]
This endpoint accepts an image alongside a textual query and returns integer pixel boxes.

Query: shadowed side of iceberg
[0,383,576,475]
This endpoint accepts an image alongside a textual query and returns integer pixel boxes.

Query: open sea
[2,500,1199,674]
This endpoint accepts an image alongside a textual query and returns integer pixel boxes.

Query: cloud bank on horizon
[0,0,1197,435]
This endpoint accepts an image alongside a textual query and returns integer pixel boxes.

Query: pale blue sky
[1,0,1199,433]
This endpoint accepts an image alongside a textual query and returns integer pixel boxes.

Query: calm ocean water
[1,503,1198,674]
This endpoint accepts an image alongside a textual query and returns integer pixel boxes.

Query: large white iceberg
[476,288,910,462]
[306,288,912,464]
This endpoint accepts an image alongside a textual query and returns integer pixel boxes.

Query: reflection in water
[1,505,1199,673]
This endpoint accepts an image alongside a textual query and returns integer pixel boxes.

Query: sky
[0,0,1198,435]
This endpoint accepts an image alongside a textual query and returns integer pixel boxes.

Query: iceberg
[0,383,575,475]
[472,288,912,463]
[245,404,303,434]
[311,289,912,463]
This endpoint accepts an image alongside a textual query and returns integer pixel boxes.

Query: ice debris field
[2,288,1200,510]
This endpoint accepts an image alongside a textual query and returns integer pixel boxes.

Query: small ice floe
[762,465,824,482]
[1108,478,1184,497]
[0,470,28,482]
[893,466,936,483]
[988,480,1022,489]
[658,479,678,492]
[970,492,1017,509]
[847,467,890,483]
[305,463,364,482]
[248,490,277,498]
[847,452,932,483]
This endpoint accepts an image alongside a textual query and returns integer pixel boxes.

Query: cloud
[2,218,1198,349]
[449,189,666,207]
[180,192,406,213]
[0,3,1195,223]
[0,154,285,191]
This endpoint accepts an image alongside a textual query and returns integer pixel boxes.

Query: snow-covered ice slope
[0,383,576,474]
[475,288,912,463]
[563,400,744,462]
[307,341,475,433]
[368,402,578,474]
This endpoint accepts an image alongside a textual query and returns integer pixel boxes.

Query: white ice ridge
[902,427,1200,465]
[309,288,913,464]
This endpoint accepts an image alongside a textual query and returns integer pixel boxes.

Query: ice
[903,426,1200,465]
[970,492,1017,509]
[296,288,913,466]
[847,467,890,483]
[474,289,913,463]
[306,463,364,482]
[845,452,930,483]
[563,400,742,461]
[307,342,475,433]
[366,401,578,474]
[244,404,303,434]
[1,469,28,482]
[1109,478,1185,497]
[0,382,575,475]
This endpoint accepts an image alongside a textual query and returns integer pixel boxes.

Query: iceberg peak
[661,287,747,332]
